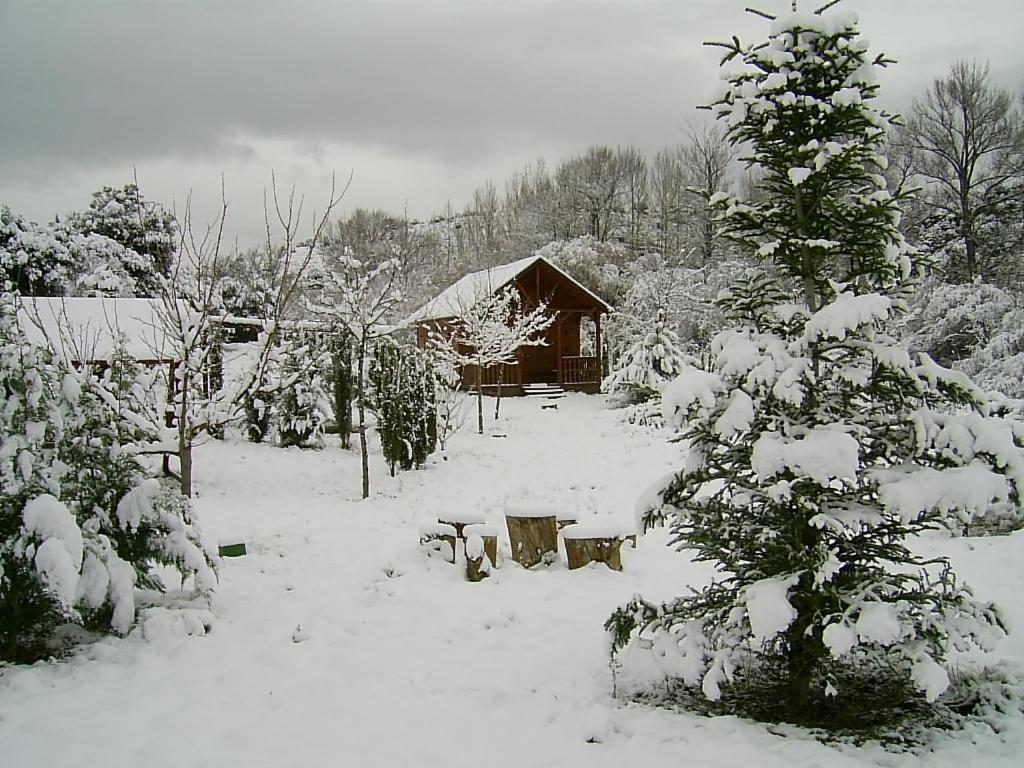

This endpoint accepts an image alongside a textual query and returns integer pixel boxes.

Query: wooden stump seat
[419,523,458,563]
[561,524,628,571]
[462,523,498,567]
[438,512,487,539]
[465,533,492,582]
[504,507,558,568]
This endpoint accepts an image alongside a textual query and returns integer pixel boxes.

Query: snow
[873,462,1010,522]
[560,522,632,540]
[788,167,813,186]
[823,622,858,658]
[661,366,725,427]
[803,292,891,343]
[18,296,190,364]
[1,395,1023,766]
[751,427,860,486]
[22,494,83,610]
[403,255,610,324]
[744,574,799,642]
[713,389,754,438]
[504,506,559,519]
[854,602,903,645]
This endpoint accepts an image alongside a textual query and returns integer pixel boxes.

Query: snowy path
[1,395,1022,767]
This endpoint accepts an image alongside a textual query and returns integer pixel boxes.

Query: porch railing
[560,356,599,386]
[462,362,521,388]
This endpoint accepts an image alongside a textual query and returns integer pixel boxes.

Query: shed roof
[404,255,610,325]
[18,297,187,364]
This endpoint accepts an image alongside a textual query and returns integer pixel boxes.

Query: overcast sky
[1,0,1022,245]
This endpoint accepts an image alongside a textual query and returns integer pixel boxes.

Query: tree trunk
[177,366,192,498]
[358,333,370,499]
[475,358,484,435]
[494,364,503,420]
[179,441,193,498]
[961,188,977,278]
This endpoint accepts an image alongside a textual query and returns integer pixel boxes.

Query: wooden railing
[462,362,521,388]
[560,356,599,385]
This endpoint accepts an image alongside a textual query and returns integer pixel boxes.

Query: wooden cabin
[405,255,611,395]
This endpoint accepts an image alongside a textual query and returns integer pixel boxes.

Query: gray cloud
[1,0,1021,236]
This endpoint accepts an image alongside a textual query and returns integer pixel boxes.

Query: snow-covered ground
[1,394,1021,767]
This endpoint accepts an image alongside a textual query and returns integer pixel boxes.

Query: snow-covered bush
[903,278,1016,368]
[274,341,330,449]
[608,8,1017,727]
[0,292,216,661]
[369,340,437,474]
[603,309,690,411]
[900,279,1024,402]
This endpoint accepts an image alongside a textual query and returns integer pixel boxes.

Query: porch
[465,354,602,395]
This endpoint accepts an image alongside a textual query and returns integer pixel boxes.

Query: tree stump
[419,523,458,563]
[465,534,492,582]
[562,525,626,571]
[438,512,486,539]
[462,523,498,567]
[504,508,558,568]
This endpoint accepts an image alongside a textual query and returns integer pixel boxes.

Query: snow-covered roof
[403,255,610,325]
[18,297,186,364]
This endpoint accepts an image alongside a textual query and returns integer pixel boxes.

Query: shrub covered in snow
[274,340,330,449]
[0,292,216,662]
[603,308,691,415]
[608,8,1017,725]
[369,340,437,474]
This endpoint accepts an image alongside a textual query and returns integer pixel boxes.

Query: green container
[218,542,247,558]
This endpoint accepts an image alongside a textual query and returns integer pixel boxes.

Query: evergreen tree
[274,340,330,449]
[602,308,690,406]
[331,330,355,449]
[369,341,437,475]
[608,6,1014,721]
[0,293,216,661]
[69,183,176,295]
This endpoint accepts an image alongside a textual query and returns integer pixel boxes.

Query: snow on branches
[428,285,553,434]
[610,6,1019,718]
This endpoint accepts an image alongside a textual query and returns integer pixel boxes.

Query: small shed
[405,255,611,394]
[17,296,181,366]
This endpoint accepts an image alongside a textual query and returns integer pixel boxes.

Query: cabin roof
[18,296,187,364]
[404,255,611,325]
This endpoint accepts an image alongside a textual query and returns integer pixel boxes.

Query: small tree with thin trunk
[308,250,407,498]
[156,175,343,496]
[608,5,1014,727]
[430,286,553,434]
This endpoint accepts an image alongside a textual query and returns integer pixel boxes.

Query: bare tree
[158,175,343,496]
[308,243,409,499]
[649,147,689,261]
[902,60,1024,279]
[680,121,738,269]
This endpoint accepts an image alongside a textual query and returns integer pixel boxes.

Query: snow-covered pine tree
[369,341,436,474]
[602,308,690,407]
[608,5,1016,721]
[1,292,216,661]
[274,338,330,449]
[331,330,355,449]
